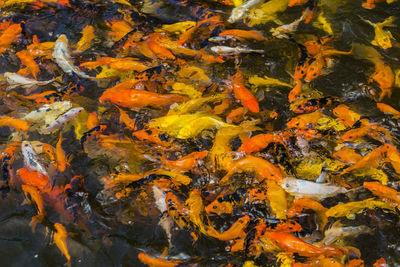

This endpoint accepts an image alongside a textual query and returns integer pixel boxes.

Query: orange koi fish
[207,215,250,240]
[226,107,246,123]
[340,124,392,143]
[16,51,40,79]
[218,29,266,41]
[22,184,46,231]
[364,181,400,205]
[304,54,325,82]
[138,252,182,267]
[146,33,175,60]
[0,116,29,131]
[229,72,259,113]
[288,80,302,103]
[53,223,71,267]
[99,88,188,109]
[107,20,133,42]
[132,128,171,147]
[163,151,208,172]
[333,147,362,164]
[371,61,394,100]
[220,156,283,185]
[116,106,136,130]
[377,103,400,118]
[263,231,342,257]
[108,59,151,72]
[287,110,323,129]
[26,35,55,59]
[362,0,385,9]
[17,168,51,192]
[0,24,22,54]
[341,145,387,174]
[56,132,69,172]
[238,133,286,153]
[332,104,361,127]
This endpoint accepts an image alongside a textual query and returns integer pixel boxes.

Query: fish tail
[381,16,396,27]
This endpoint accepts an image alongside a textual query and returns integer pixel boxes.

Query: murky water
[1,0,400,266]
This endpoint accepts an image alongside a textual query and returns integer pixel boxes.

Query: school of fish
[0,0,399,266]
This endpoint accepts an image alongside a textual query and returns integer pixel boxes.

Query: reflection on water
[0,0,400,266]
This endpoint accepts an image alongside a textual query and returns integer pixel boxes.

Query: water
[1,0,400,266]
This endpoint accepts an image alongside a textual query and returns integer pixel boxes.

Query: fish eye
[313,73,317,76]
[213,205,217,209]
[286,183,290,188]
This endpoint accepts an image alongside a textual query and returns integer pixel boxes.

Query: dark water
[1,0,400,266]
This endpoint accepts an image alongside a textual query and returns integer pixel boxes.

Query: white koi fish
[53,34,91,78]
[21,141,48,176]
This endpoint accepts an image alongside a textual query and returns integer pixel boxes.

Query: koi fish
[16,51,40,79]
[210,46,264,56]
[53,34,91,78]
[245,0,289,26]
[45,107,84,132]
[359,16,396,49]
[177,116,231,139]
[0,23,21,54]
[228,0,263,23]
[220,155,283,185]
[53,223,71,267]
[3,72,55,93]
[0,116,29,131]
[287,110,324,128]
[56,132,69,172]
[281,177,348,200]
[267,180,288,219]
[238,133,286,153]
[228,72,259,113]
[17,168,50,192]
[99,88,188,109]
[22,184,46,231]
[218,29,266,41]
[333,147,362,164]
[326,198,395,218]
[137,252,182,267]
[75,25,95,52]
[341,145,388,174]
[332,104,361,127]
[362,0,385,9]
[377,103,400,118]
[21,141,48,176]
[364,181,400,205]
[163,151,208,172]
[262,231,342,257]
[206,215,250,240]
[271,12,306,39]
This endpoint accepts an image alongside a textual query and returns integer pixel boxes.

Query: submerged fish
[21,141,48,176]
[3,72,55,93]
[53,35,91,78]
[210,45,264,55]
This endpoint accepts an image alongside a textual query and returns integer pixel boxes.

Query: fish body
[53,34,91,78]
[220,156,283,184]
[21,141,48,176]
[238,133,285,153]
[229,72,260,113]
[364,181,400,204]
[206,215,250,240]
[326,198,395,218]
[3,72,54,92]
[228,0,263,23]
[0,24,21,53]
[263,231,342,257]
[218,29,266,41]
[100,88,188,109]
[75,25,95,52]
[138,252,182,267]
[322,223,372,245]
[16,51,40,79]
[281,177,348,200]
[24,101,72,122]
[211,46,264,56]
[56,132,69,172]
[45,107,84,132]
[0,116,29,131]
[361,16,396,49]
[53,223,71,267]
[22,184,46,231]
[377,103,400,118]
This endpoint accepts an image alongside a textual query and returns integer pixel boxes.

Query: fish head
[281,177,299,193]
